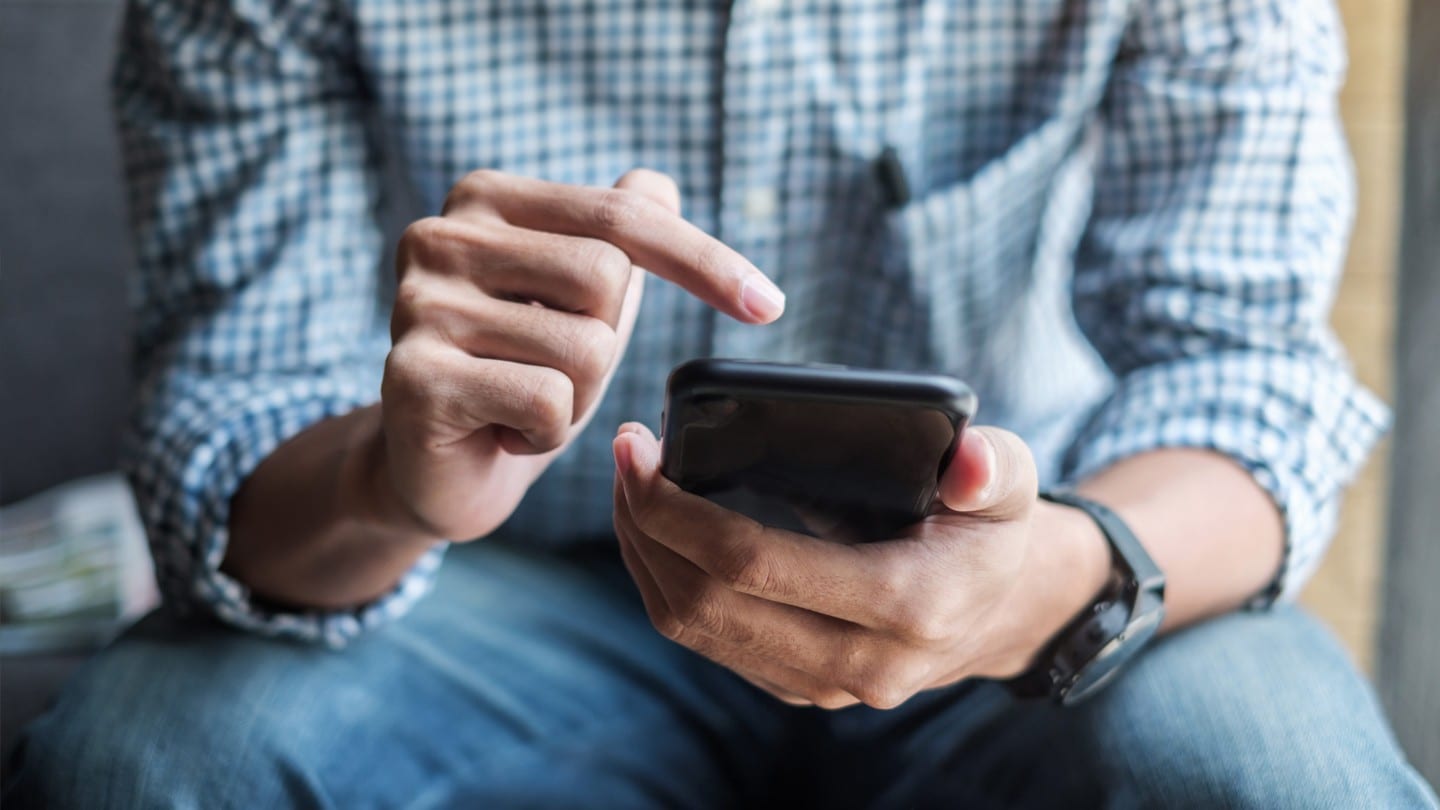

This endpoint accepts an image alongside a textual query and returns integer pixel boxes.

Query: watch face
[1062,610,1164,706]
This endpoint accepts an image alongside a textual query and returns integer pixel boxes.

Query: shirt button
[743,187,778,223]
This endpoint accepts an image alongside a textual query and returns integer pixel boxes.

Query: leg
[812,605,1438,809]
[3,542,793,809]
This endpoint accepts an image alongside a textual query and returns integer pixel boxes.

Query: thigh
[814,606,1437,809]
[4,542,792,810]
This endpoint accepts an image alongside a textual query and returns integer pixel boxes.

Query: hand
[611,422,1111,709]
[376,169,786,542]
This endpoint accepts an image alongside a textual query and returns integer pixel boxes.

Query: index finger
[614,428,909,629]
[452,171,785,324]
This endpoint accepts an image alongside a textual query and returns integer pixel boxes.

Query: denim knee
[7,701,305,810]
[4,616,332,809]
[1062,606,1437,809]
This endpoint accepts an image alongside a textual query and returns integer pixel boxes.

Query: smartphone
[659,359,977,542]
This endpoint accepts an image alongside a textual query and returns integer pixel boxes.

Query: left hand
[611,421,1108,710]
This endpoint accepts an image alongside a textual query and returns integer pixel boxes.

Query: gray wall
[0,0,130,505]
[1380,0,1440,788]
[0,0,131,770]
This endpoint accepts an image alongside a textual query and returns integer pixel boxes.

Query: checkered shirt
[112,0,1387,645]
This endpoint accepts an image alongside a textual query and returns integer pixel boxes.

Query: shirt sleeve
[1062,0,1389,604]
[113,0,445,645]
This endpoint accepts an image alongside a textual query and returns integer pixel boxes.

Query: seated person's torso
[352,1,1119,546]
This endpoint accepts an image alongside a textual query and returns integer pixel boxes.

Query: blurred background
[2,0,1437,789]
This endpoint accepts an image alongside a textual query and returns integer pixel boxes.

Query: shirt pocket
[880,120,1075,376]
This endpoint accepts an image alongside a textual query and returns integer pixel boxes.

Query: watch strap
[1006,490,1166,704]
[1040,490,1165,593]
[1006,573,1130,700]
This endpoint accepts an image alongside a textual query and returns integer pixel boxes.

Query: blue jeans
[6,541,1436,809]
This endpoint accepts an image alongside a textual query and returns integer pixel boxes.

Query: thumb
[937,426,1038,518]
[614,168,682,216]
[613,421,662,488]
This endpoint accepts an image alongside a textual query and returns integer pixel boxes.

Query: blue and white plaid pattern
[113,0,1386,645]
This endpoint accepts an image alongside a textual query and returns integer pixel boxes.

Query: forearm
[1031,447,1285,642]
[1001,447,1284,682]
[222,405,439,609]
[1076,448,1284,631]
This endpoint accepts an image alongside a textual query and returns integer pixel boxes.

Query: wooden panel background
[1299,0,1408,673]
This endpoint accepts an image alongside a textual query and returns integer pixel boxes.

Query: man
[6,0,1437,806]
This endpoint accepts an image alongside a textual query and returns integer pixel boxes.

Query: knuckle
[518,369,572,428]
[524,428,567,455]
[652,611,687,643]
[391,275,433,324]
[463,167,504,188]
[592,189,649,233]
[861,688,908,711]
[381,343,442,436]
[869,556,929,633]
[849,670,911,711]
[674,586,728,637]
[397,216,450,268]
[893,601,954,646]
[830,638,919,711]
[442,169,505,215]
[715,542,775,595]
[382,340,427,397]
[573,321,619,380]
[390,274,477,347]
[851,658,930,710]
[811,690,858,711]
[580,242,632,295]
[460,168,504,197]
[872,558,909,606]
[563,320,617,385]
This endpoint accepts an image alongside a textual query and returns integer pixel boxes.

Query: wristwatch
[1006,490,1166,706]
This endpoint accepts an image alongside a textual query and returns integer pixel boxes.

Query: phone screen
[664,394,959,542]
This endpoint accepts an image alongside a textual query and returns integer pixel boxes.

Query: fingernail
[613,437,634,477]
[740,276,786,322]
[974,431,998,504]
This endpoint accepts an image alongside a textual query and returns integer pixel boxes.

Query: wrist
[989,499,1114,677]
[337,406,437,546]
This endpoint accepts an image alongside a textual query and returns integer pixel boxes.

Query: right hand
[376,168,785,542]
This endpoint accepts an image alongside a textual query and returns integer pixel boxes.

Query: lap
[815,605,1437,809]
[5,542,791,810]
[9,546,1433,809]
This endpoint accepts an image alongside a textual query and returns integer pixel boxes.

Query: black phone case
[659,359,977,542]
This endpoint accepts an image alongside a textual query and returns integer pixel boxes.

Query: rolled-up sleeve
[113,0,443,644]
[1062,0,1388,604]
